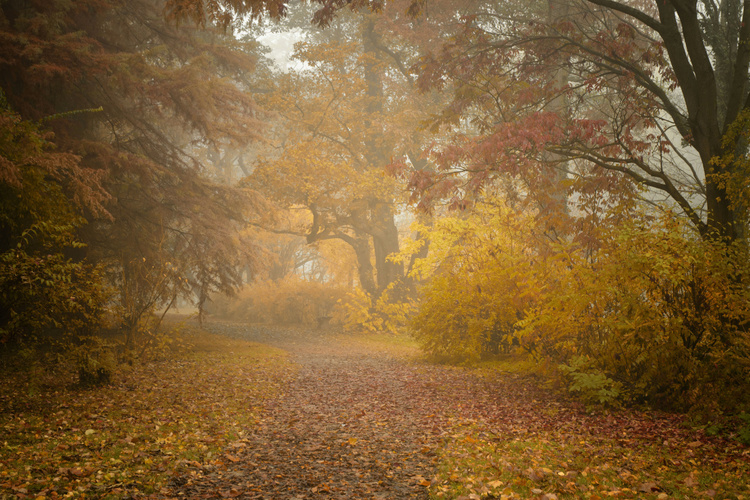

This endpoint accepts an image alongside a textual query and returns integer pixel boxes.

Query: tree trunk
[351,234,377,296]
[360,14,404,295]
[372,203,403,293]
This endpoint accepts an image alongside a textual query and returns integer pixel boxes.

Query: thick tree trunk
[372,203,403,293]
[361,15,404,295]
[351,235,377,296]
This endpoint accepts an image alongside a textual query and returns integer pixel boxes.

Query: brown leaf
[526,468,545,482]
[638,482,660,493]
[67,467,93,478]
[683,474,698,487]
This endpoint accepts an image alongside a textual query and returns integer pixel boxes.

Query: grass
[0,318,294,499]
[430,421,750,499]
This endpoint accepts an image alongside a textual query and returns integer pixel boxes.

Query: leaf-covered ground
[0,322,293,498]
[2,321,749,499]
[172,323,750,500]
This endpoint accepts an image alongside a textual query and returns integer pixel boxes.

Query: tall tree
[407,0,750,243]
[0,0,270,339]
[246,6,440,295]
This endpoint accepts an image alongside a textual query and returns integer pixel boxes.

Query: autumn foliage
[2,0,750,430]
[0,102,110,352]
[209,277,347,326]
[404,198,750,413]
[0,0,264,371]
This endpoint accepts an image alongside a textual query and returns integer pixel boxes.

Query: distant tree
[245,5,445,296]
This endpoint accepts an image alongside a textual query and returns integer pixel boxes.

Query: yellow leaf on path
[347,437,358,446]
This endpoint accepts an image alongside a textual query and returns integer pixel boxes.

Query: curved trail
[168,323,548,499]
[165,323,739,500]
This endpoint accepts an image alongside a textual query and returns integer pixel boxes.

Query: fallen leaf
[684,475,698,487]
[638,482,660,493]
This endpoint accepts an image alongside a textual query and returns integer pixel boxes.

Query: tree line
[2,0,749,419]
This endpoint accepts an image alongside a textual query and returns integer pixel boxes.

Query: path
[168,323,550,499]
[167,323,729,500]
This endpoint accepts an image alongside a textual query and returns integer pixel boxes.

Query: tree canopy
[2,0,750,416]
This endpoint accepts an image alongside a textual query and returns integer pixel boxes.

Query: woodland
[1,0,750,497]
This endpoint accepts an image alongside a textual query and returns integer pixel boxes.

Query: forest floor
[1,319,749,499]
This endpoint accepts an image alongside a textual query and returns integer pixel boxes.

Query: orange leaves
[163,0,287,29]
[0,323,294,498]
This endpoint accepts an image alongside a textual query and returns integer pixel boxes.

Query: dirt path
[167,323,743,500]
[167,323,549,499]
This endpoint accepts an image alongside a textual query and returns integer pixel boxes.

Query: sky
[257,29,307,71]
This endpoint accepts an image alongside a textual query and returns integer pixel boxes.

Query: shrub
[208,277,347,326]
[559,356,625,407]
[406,205,538,361]
[518,214,750,412]
[0,224,110,347]
[331,281,417,335]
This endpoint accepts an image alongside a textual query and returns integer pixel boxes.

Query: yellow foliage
[209,277,347,326]
[332,287,379,333]
[405,195,750,411]
[518,212,750,411]
[331,281,417,335]
[405,199,541,361]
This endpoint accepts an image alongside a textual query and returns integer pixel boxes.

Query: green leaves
[559,357,624,407]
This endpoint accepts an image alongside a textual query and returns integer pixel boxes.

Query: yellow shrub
[208,277,347,326]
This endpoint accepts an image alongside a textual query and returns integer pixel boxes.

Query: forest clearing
[3,0,750,498]
[1,319,748,499]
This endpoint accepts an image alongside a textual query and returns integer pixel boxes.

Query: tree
[245,6,441,296]
[0,97,110,346]
[380,0,750,412]
[0,0,269,343]
[408,0,750,243]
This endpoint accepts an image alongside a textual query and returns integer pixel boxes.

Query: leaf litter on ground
[0,318,293,499]
[1,320,748,499]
